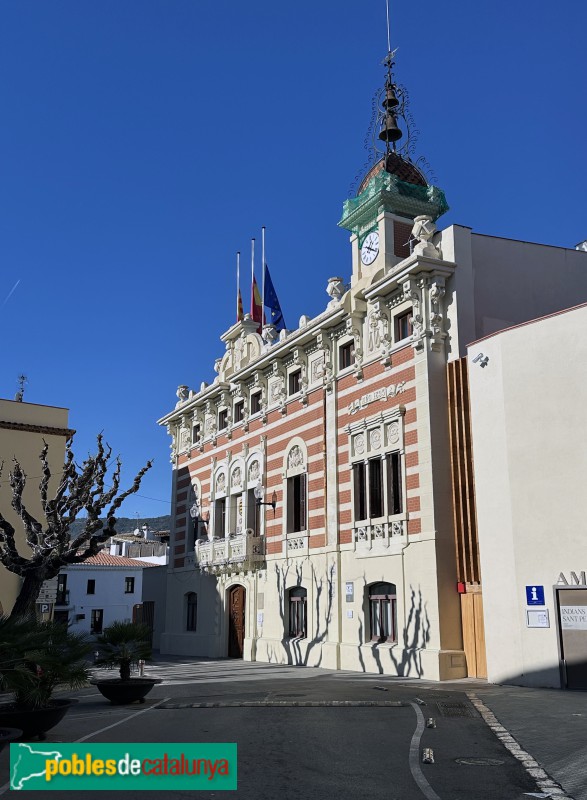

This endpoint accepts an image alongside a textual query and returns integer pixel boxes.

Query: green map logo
[10,742,237,791]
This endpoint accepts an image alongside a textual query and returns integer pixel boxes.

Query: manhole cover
[455,758,504,766]
[436,701,477,718]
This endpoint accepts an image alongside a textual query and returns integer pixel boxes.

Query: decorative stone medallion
[248,460,260,482]
[370,428,382,450]
[287,445,304,470]
[231,467,243,489]
[387,421,400,444]
[354,434,365,456]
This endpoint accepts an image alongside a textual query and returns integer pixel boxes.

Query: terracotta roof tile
[71,553,158,568]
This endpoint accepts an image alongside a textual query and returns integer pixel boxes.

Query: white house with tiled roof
[52,553,158,636]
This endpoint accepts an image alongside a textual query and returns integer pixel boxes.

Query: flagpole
[261,226,266,325]
[250,238,255,316]
[236,251,240,322]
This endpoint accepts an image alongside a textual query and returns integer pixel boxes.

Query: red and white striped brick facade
[159,238,468,679]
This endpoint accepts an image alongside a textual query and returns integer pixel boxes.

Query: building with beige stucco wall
[0,398,73,616]
[468,303,587,689]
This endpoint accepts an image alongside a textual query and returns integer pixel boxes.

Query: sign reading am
[557,572,586,586]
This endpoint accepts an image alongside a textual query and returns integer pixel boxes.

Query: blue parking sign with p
[526,585,545,605]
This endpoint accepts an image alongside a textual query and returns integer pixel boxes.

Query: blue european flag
[263,264,286,331]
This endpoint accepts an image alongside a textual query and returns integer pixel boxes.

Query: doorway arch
[227,584,246,658]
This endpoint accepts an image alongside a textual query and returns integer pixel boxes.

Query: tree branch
[3,435,153,617]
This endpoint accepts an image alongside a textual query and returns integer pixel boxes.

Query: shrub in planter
[92,621,160,704]
[0,616,91,738]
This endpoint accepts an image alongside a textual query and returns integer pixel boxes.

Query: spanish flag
[251,275,263,333]
[237,288,244,322]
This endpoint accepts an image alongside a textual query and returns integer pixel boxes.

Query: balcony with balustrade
[192,528,265,574]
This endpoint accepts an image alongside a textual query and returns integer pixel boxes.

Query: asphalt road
[0,661,549,799]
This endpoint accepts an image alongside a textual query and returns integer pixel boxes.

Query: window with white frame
[288,587,307,638]
[228,464,245,535]
[288,369,302,396]
[394,308,412,341]
[250,391,262,415]
[213,471,227,538]
[368,582,397,643]
[284,441,308,535]
[245,454,263,535]
[186,483,200,551]
[339,340,354,370]
[349,413,405,523]
[234,400,244,423]
[287,474,306,532]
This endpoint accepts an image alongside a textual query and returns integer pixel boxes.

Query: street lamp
[254,481,277,515]
[189,498,200,521]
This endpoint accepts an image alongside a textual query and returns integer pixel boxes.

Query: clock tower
[339,53,449,289]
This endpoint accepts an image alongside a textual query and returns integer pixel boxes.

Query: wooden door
[461,590,487,678]
[228,585,246,658]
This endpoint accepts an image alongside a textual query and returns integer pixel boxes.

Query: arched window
[368,582,397,643]
[284,441,307,534]
[288,587,307,638]
[186,592,198,632]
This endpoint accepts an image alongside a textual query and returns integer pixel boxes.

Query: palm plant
[0,616,91,710]
[94,622,152,681]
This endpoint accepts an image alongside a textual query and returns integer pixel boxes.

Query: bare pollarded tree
[0,434,152,618]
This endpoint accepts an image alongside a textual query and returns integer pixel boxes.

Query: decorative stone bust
[176,385,189,405]
[262,324,278,347]
[411,215,441,259]
[326,277,345,306]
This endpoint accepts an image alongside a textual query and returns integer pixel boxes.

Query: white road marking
[467,693,574,800]
[0,698,170,797]
[74,696,171,743]
[408,701,441,800]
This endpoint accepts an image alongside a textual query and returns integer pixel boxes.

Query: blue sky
[1,1,585,520]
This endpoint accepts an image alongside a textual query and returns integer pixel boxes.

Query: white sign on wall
[526,610,550,629]
[560,606,587,630]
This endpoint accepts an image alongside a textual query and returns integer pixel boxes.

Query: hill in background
[68,515,171,539]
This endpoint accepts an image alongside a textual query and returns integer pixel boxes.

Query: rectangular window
[218,409,228,430]
[387,452,403,514]
[289,591,307,638]
[369,592,397,642]
[57,574,68,605]
[353,462,367,521]
[395,309,412,341]
[192,423,201,444]
[250,391,262,415]
[339,341,354,370]
[369,457,384,518]
[87,579,95,595]
[214,497,226,538]
[287,474,307,533]
[90,609,103,635]
[230,493,243,534]
[124,576,135,594]
[246,488,259,535]
[288,369,302,396]
[234,400,244,423]
[186,593,198,632]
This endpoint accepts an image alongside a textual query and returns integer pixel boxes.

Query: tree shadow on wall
[274,562,335,667]
[367,585,431,677]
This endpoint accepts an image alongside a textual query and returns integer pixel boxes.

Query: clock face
[361,231,379,266]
